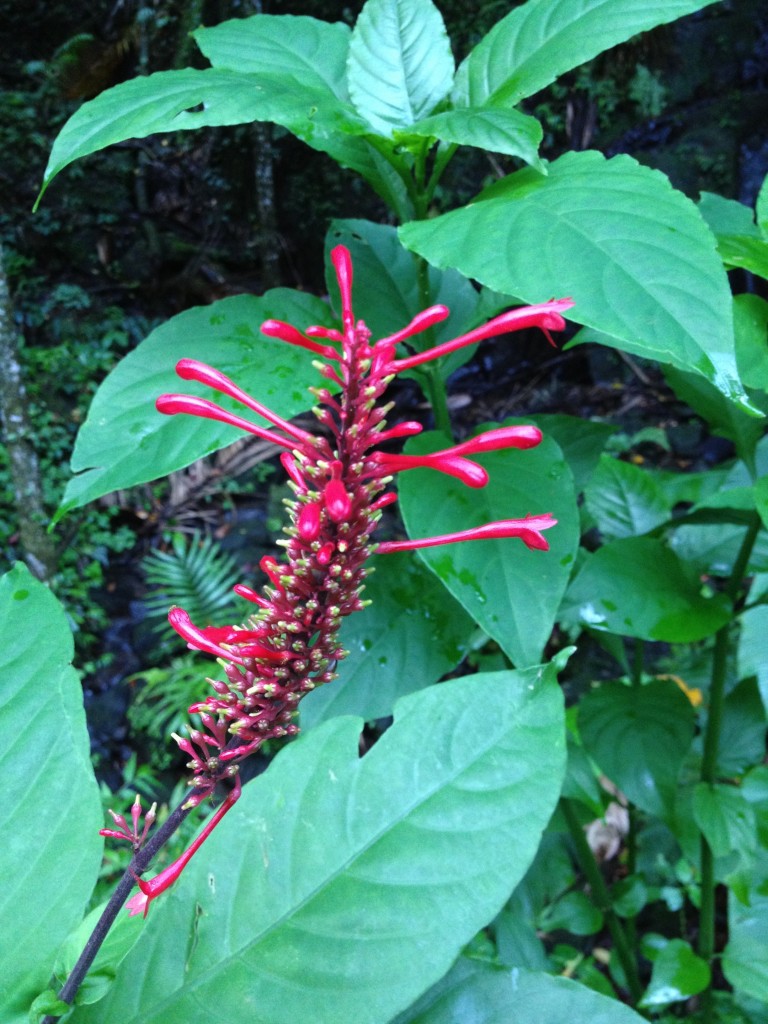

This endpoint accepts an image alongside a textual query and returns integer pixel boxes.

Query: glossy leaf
[397,425,580,667]
[404,107,544,170]
[347,0,454,136]
[394,956,647,1024]
[300,552,473,727]
[578,679,696,817]
[400,151,748,407]
[39,68,361,202]
[452,0,722,107]
[58,290,335,514]
[639,939,710,1007]
[699,192,768,280]
[0,564,102,1023]
[563,536,732,642]
[70,665,565,1024]
[194,13,351,96]
[585,455,671,539]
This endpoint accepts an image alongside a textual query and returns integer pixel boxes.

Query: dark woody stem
[41,785,207,1023]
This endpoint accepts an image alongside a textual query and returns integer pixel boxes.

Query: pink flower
[153,245,572,798]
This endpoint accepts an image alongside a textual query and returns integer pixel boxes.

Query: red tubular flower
[124,245,571,913]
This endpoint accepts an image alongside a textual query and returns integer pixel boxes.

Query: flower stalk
[105,245,572,915]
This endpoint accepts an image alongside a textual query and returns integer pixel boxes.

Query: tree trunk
[0,243,58,580]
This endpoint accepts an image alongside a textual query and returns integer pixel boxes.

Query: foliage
[3,1,768,1024]
[141,531,241,639]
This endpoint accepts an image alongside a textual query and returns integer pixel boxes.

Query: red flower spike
[136,244,570,893]
[127,778,241,918]
[376,514,558,554]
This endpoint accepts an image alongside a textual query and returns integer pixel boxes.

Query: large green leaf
[70,665,565,1024]
[403,107,544,170]
[39,68,364,203]
[452,0,723,108]
[562,536,732,642]
[585,455,672,539]
[58,290,335,514]
[0,564,101,1022]
[398,426,580,667]
[194,13,351,97]
[347,0,454,136]
[393,957,647,1024]
[300,552,474,728]
[400,151,748,407]
[579,679,696,817]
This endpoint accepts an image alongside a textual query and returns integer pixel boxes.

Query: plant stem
[697,512,762,1022]
[562,799,643,1003]
[40,788,202,1023]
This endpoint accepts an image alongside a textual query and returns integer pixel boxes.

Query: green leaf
[740,604,768,715]
[562,536,732,642]
[699,192,768,280]
[665,364,766,469]
[300,552,474,727]
[194,13,351,97]
[55,901,144,1006]
[716,678,767,778]
[578,679,695,816]
[347,0,454,136]
[397,426,580,667]
[39,68,361,203]
[758,173,768,236]
[639,939,710,1007]
[452,0,722,107]
[403,107,543,170]
[585,455,671,539]
[58,290,335,514]
[399,151,749,408]
[724,891,768,1003]
[70,666,566,1024]
[326,219,483,378]
[394,957,647,1024]
[531,416,614,493]
[693,784,756,863]
[0,564,102,1023]
[734,294,768,394]
[539,891,603,936]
